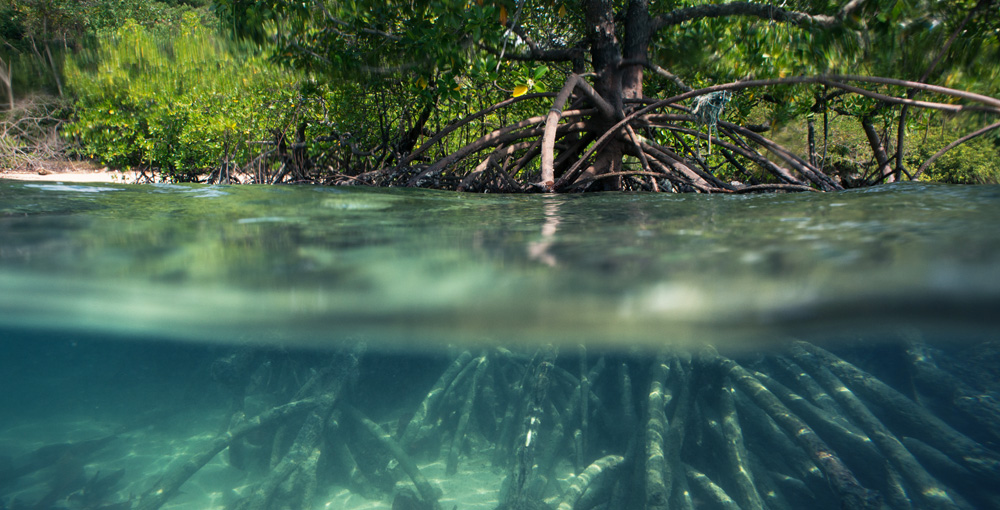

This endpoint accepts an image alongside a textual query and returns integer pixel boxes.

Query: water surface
[2,181,998,349]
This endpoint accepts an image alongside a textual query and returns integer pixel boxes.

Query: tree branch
[477,41,584,63]
[621,58,692,92]
[652,1,840,33]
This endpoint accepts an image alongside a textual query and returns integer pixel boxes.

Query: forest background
[1,0,999,188]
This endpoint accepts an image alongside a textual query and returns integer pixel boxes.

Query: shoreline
[1,169,141,183]
[1,159,145,183]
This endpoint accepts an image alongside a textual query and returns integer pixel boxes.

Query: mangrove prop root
[504,349,557,508]
[883,466,916,510]
[902,437,1000,509]
[325,410,378,498]
[554,454,624,510]
[618,362,637,439]
[401,350,473,450]
[643,354,671,510]
[232,389,340,510]
[748,452,794,510]
[121,340,1000,510]
[767,356,846,419]
[341,403,442,510]
[663,357,692,508]
[710,349,882,510]
[684,464,740,510]
[447,355,488,475]
[794,341,1000,480]
[766,469,819,508]
[730,390,827,494]
[904,341,1000,446]
[718,378,765,510]
[789,344,961,510]
[577,348,591,469]
[752,369,884,474]
[538,402,565,477]
[135,399,318,510]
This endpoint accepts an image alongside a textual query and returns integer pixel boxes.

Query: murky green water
[2,181,999,510]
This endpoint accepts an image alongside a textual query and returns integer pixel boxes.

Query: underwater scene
[1,180,1000,510]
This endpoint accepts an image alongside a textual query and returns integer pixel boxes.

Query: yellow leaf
[558,5,567,18]
[513,85,529,97]
[499,5,507,26]
[417,76,428,89]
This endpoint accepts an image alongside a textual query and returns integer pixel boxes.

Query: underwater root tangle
[6,338,999,510]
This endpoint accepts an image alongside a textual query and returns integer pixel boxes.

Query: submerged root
[12,338,999,510]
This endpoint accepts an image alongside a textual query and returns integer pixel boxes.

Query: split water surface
[1,180,999,510]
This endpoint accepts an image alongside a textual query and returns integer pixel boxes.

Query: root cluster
[3,338,999,510]
[332,75,1000,193]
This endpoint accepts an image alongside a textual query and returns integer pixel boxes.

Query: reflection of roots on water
[4,340,1000,510]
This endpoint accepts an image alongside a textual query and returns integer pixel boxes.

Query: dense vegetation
[2,0,999,189]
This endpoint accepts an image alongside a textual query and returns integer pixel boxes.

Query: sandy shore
[1,159,144,183]
[1,169,139,183]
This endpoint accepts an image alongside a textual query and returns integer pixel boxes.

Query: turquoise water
[2,181,999,349]
[1,180,999,510]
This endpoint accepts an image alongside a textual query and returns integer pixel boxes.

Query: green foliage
[1,0,199,43]
[63,14,300,178]
[911,129,1000,184]
[218,0,493,76]
[19,0,1000,187]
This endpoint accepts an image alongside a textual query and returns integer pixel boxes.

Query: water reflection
[527,196,563,267]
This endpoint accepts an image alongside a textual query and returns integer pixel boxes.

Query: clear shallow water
[1,180,999,510]
[2,181,999,349]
